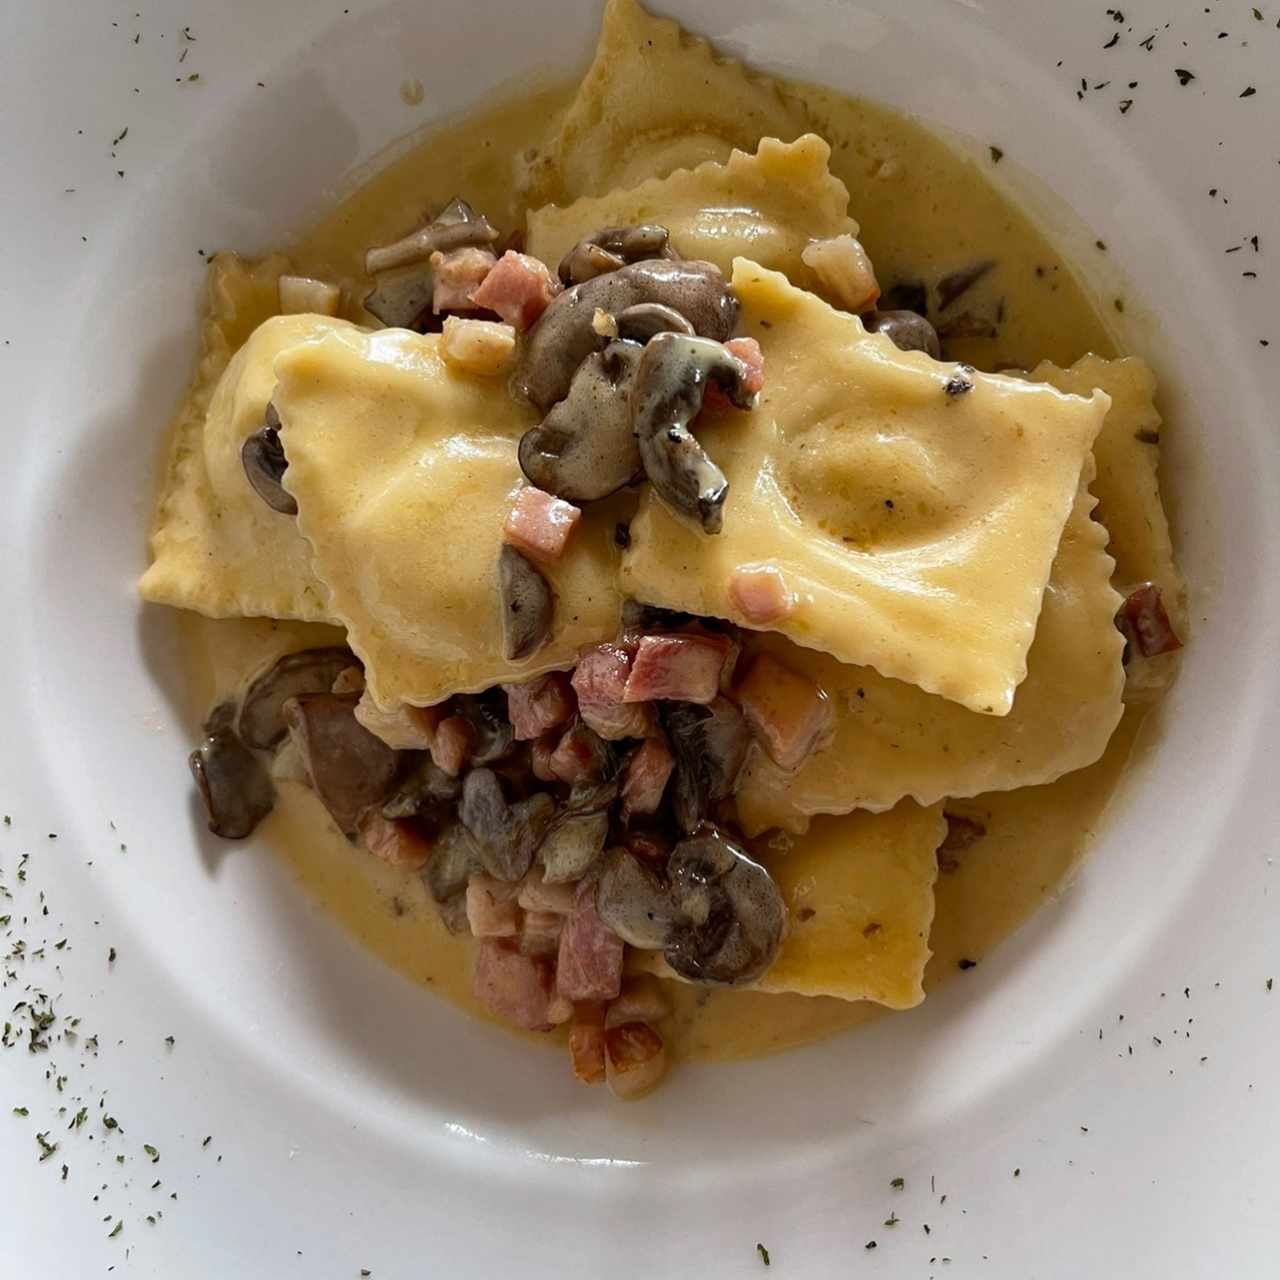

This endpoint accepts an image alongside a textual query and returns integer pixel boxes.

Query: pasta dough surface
[273,326,624,708]
[736,474,1125,834]
[139,256,349,622]
[621,261,1111,714]
[527,134,856,287]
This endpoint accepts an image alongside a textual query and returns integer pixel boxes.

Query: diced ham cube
[439,316,517,376]
[432,714,476,776]
[354,696,443,750]
[519,909,564,957]
[357,813,433,870]
[472,939,555,1030]
[604,1021,667,1099]
[728,564,795,626]
[548,719,609,784]
[605,975,671,1030]
[517,867,578,915]
[1115,583,1182,658]
[466,875,520,938]
[471,250,562,331]
[624,633,732,705]
[572,644,653,740]
[503,486,582,564]
[430,246,497,313]
[569,1002,607,1084]
[704,336,765,412]
[502,671,576,741]
[546,991,574,1025]
[531,733,559,782]
[556,879,624,1003]
[620,736,675,821]
[734,653,833,771]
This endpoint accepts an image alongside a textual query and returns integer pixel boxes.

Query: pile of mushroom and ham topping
[189,604,813,1098]
[204,198,1185,1098]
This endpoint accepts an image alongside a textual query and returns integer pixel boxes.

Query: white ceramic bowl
[3,1,1278,1274]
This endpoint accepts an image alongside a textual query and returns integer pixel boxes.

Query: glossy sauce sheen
[176,75,1155,1066]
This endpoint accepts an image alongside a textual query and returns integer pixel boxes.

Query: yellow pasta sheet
[273,326,624,709]
[535,0,811,203]
[736,473,1124,835]
[139,254,348,622]
[621,261,1110,715]
[527,134,856,287]
[638,802,944,1009]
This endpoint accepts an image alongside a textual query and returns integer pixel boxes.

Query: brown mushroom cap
[863,309,942,359]
[458,767,556,881]
[517,339,644,502]
[363,263,436,330]
[661,696,750,834]
[513,258,739,412]
[594,847,678,949]
[282,693,400,836]
[189,702,275,840]
[629,332,758,534]
[557,223,677,286]
[237,647,360,750]
[241,403,297,515]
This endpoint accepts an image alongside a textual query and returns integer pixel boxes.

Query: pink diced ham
[503,672,576,741]
[430,246,497,313]
[620,736,675,821]
[466,875,521,938]
[502,486,582,564]
[1115,583,1182,658]
[572,644,653,740]
[519,909,564,957]
[556,879,624,1003]
[548,719,606,783]
[472,939,555,1031]
[471,250,562,331]
[432,714,476,776]
[623,633,731,705]
[531,733,559,782]
[734,653,833,771]
[728,564,795,626]
[357,813,433,871]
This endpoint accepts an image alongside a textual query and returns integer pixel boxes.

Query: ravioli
[637,802,944,1008]
[1030,355,1184,624]
[272,326,624,709]
[534,0,811,204]
[736,473,1125,835]
[139,255,349,622]
[621,261,1111,715]
[527,134,856,287]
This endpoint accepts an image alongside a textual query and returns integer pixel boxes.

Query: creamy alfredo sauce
[174,73,1166,1066]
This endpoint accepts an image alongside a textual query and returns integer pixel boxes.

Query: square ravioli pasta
[139,256,346,622]
[532,0,811,203]
[636,802,945,1009]
[272,325,625,710]
[527,134,856,288]
[735,472,1125,835]
[620,261,1111,715]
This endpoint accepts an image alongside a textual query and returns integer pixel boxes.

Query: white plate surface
[2,0,1279,1274]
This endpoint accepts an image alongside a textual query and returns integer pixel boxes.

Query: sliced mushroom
[237,647,358,750]
[595,848,678,949]
[664,827,785,986]
[281,693,400,836]
[614,302,695,344]
[423,820,480,903]
[362,263,436,330]
[863,309,942,359]
[936,259,996,310]
[365,196,499,275]
[518,339,644,502]
[630,333,757,534]
[662,697,750,834]
[498,545,554,661]
[539,810,610,884]
[380,754,461,819]
[564,777,621,813]
[453,690,516,765]
[241,403,297,515]
[458,767,555,882]
[189,702,275,840]
[514,258,738,411]
[558,224,676,286]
